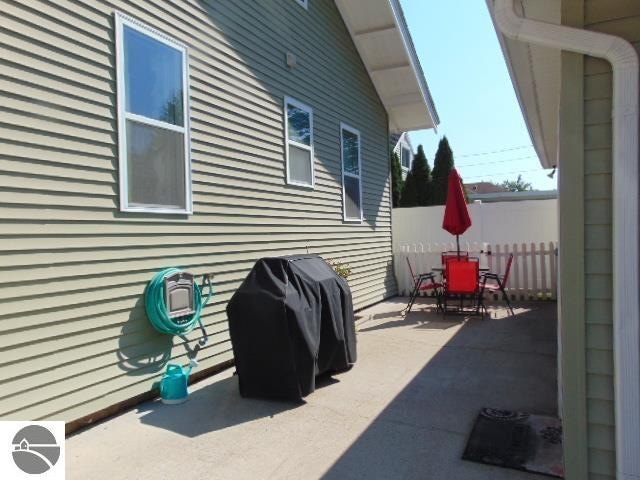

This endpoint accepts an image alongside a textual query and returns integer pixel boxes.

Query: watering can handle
[166,364,183,375]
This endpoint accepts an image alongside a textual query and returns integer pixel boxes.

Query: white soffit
[488,0,561,168]
[335,0,440,133]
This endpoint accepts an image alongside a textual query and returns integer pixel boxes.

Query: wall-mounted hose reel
[164,271,196,319]
[145,268,214,346]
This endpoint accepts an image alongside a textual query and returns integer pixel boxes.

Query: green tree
[399,145,432,207]
[501,175,533,192]
[430,136,455,205]
[400,169,417,207]
[390,151,404,208]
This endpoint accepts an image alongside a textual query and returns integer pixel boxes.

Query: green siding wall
[583,52,616,480]
[581,1,640,478]
[0,0,396,423]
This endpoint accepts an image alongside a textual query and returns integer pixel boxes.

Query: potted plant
[326,258,351,281]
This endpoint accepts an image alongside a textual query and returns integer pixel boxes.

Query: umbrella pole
[456,235,460,258]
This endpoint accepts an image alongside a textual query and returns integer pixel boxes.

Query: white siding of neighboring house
[392,132,414,178]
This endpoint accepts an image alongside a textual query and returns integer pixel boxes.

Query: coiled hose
[145,268,213,338]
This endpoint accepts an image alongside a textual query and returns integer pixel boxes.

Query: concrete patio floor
[67,298,559,480]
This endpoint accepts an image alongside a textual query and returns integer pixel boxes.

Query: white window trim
[284,96,315,189]
[295,0,309,9]
[115,12,193,215]
[340,122,363,223]
[400,143,412,172]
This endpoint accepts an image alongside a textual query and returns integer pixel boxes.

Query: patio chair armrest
[479,273,499,290]
[417,272,437,281]
[482,272,500,280]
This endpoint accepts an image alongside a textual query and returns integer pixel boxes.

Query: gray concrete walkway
[68,298,558,480]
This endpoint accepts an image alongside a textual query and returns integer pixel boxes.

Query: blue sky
[400,0,557,190]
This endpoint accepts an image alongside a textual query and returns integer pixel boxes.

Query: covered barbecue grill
[226,255,357,400]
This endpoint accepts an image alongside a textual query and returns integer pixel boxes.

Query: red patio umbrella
[442,168,472,257]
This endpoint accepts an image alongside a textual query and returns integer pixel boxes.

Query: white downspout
[491,1,640,479]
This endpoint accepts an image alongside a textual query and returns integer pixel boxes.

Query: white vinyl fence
[393,199,558,247]
[392,199,559,301]
[395,241,558,301]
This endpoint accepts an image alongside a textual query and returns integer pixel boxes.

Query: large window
[341,123,363,222]
[116,13,192,214]
[284,97,314,188]
[401,145,412,170]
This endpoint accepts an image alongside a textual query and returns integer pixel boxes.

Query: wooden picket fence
[395,241,558,301]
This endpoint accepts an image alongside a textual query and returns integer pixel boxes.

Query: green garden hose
[145,268,213,341]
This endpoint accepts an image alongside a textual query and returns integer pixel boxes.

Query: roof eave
[388,0,440,128]
[486,0,560,169]
[490,20,554,169]
[336,0,440,133]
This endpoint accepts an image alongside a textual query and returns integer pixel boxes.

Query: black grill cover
[226,255,357,400]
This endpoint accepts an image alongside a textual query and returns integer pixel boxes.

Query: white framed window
[295,0,308,9]
[340,123,363,222]
[401,145,412,170]
[284,97,314,188]
[115,13,192,214]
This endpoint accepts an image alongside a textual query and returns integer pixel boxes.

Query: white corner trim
[491,1,640,478]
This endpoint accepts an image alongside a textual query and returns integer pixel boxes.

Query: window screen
[341,125,362,222]
[285,98,314,187]
[401,146,412,169]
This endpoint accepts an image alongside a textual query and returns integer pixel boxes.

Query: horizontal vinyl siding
[581,3,640,477]
[583,54,616,480]
[0,0,395,422]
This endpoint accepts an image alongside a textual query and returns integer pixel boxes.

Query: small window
[401,146,412,169]
[295,0,308,9]
[284,97,314,187]
[115,13,191,214]
[341,123,363,222]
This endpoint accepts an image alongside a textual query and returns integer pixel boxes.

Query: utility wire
[456,144,534,158]
[456,154,539,168]
[462,168,544,180]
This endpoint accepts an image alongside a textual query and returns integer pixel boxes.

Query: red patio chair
[443,257,480,315]
[401,257,443,316]
[441,251,469,264]
[479,253,515,316]
[440,251,469,280]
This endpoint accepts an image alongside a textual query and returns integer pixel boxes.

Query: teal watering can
[160,359,198,404]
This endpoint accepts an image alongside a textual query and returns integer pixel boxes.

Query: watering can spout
[182,358,198,381]
[188,357,199,372]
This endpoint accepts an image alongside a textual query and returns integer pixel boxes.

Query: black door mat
[463,408,564,478]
